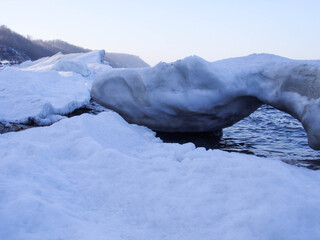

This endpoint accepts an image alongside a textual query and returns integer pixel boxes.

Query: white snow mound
[0,111,320,240]
[20,50,110,76]
[0,50,111,124]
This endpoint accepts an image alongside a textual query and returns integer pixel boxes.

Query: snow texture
[91,54,320,149]
[19,49,110,77]
[0,50,111,124]
[0,111,320,240]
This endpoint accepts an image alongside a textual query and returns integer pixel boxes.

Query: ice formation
[19,49,110,76]
[91,54,320,150]
[0,50,110,124]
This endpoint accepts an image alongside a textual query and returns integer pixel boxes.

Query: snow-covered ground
[0,50,110,125]
[1,52,320,239]
[1,111,320,240]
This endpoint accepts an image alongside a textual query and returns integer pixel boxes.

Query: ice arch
[91,54,320,150]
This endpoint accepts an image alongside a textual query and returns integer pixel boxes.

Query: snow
[91,54,320,149]
[1,52,320,239]
[19,50,110,76]
[0,50,111,124]
[0,68,90,124]
[1,111,320,240]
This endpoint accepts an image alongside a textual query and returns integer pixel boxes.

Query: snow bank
[91,54,320,149]
[0,111,320,240]
[20,50,110,76]
[0,68,90,124]
[0,50,111,124]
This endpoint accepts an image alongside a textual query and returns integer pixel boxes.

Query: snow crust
[0,50,111,124]
[91,54,320,149]
[20,50,110,76]
[1,111,320,240]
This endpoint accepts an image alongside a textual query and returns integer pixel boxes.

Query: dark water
[157,105,320,170]
[223,105,320,169]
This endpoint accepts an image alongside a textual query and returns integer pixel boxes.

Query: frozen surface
[0,112,320,240]
[91,54,320,149]
[0,50,111,124]
[20,50,111,76]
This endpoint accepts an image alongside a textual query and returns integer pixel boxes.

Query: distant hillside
[105,52,150,68]
[32,39,90,55]
[0,44,30,63]
[0,25,50,60]
[0,25,150,68]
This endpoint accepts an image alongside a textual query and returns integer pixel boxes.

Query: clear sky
[1,0,319,66]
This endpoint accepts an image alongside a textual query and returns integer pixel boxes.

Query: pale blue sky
[1,0,319,65]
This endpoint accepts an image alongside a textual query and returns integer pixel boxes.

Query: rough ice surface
[1,111,320,240]
[0,50,111,124]
[91,54,320,149]
[19,50,110,76]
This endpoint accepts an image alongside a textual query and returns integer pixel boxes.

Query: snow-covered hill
[105,52,150,68]
[0,26,150,68]
[0,44,30,65]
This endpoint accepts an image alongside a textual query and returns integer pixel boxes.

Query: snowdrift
[20,49,110,76]
[0,50,110,125]
[1,112,320,240]
[91,54,320,149]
